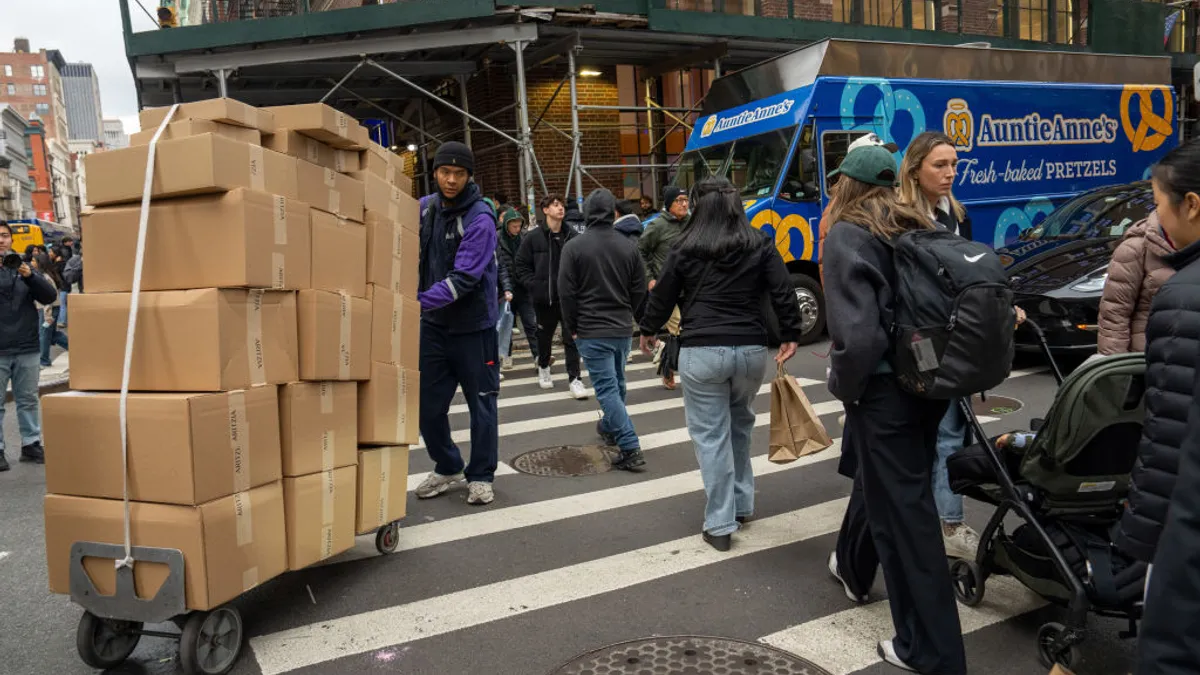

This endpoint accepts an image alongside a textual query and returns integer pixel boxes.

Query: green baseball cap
[827,144,898,187]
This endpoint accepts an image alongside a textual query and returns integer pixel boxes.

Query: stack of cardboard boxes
[40,99,420,611]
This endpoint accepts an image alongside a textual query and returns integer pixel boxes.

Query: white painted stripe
[249,498,851,675]
[500,362,657,388]
[508,346,566,361]
[0,551,9,562]
[404,462,517,493]
[759,575,1048,675]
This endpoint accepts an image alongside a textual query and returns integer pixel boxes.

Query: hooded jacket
[417,181,499,334]
[1098,213,1176,355]
[513,218,578,306]
[0,261,59,356]
[638,210,686,281]
[614,214,644,239]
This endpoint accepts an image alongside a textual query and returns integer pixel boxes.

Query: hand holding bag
[769,364,834,463]
[496,301,515,357]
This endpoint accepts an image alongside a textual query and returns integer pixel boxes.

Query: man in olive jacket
[638,186,689,284]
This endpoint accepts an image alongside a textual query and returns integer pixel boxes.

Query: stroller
[946,321,1149,670]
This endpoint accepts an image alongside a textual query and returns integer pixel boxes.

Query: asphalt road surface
[0,339,1140,675]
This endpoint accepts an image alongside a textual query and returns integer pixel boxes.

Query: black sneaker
[20,442,45,464]
[611,449,646,472]
[0,453,9,472]
[596,419,617,447]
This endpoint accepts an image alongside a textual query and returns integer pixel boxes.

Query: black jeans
[835,374,966,675]
[534,302,580,380]
[510,295,539,359]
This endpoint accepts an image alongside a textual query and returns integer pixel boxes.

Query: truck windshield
[674,126,797,197]
[673,144,728,191]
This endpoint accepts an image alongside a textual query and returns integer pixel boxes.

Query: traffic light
[157,2,178,28]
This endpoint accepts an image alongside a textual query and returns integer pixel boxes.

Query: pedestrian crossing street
[235,342,1135,675]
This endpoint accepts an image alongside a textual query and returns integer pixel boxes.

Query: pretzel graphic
[1120,86,1174,153]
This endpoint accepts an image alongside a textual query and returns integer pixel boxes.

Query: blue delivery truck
[674,39,1176,343]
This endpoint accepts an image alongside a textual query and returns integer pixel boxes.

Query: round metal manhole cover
[972,394,1024,416]
[549,636,834,675]
[511,445,615,477]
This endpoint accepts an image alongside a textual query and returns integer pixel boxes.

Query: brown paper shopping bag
[769,364,834,463]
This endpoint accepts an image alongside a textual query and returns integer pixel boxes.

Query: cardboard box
[358,363,420,446]
[297,290,371,382]
[141,98,275,133]
[280,382,358,477]
[45,482,286,611]
[367,286,419,369]
[310,209,367,297]
[296,159,364,222]
[130,119,261,147]
[264,131,360,173]
[365,214,418,296]
[83,189,311,293]
[363,188,419,234]
[355,146,399,185]
[356,447,409,533]
[43,387,281,505]
[266,103,369,150]
[282,467,356,570]
[85,134,297,207]
[70,289,299,392]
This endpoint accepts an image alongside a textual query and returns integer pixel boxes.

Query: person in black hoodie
[639,178,802,552]
[514,194,587,399]
[496,207,538,369]
[0,221,58,470]
[559,189,648,472]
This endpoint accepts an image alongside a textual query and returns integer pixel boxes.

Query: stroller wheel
[1036,622,1081,670]
[950,559,986,607]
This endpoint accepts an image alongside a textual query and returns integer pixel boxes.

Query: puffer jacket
[1116,236,1200,563]
[1098,213,1176,355]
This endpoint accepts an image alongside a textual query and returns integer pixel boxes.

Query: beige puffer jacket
[1097,212,1176,354]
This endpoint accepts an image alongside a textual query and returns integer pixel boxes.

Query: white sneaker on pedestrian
[499,372,505,381]
[501,356,514,371]
[466,481,494,505]
[414,471,465,499]
[827,551,868,604]
[569,378,589,400]
[876,640,917,672]
[942,523,981,559]
[538,367,553,390]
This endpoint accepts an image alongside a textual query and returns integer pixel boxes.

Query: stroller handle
[1021,317,1065,386]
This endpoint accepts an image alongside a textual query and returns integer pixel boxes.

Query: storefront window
[1018,0,1050,41]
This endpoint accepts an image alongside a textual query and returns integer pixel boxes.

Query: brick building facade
[0,39,69,143]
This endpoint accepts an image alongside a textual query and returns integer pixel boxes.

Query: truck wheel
[790,272,825,345]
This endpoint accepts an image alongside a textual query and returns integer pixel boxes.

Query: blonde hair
[899,131,966,222]
[828,176,933,239]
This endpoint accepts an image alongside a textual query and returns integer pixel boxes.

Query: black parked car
[997,181,1157,355]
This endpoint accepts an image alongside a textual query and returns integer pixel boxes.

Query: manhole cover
[512,445,614,477]
[972,394,1024,416]
[549,636,833,675]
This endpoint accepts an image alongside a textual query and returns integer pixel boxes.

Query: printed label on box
[228,390,251,493]
[234,490,254,546]
[249,145,265,192]
[247,290,267,386]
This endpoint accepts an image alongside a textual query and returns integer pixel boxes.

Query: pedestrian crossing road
[0,341,1142,674]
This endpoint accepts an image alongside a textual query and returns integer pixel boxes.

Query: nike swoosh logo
[964,253,986,263]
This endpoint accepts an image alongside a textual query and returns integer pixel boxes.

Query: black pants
[534,302,580,380]
[510,295,538,359]
[835,375,966,675]
[418,322,499,482]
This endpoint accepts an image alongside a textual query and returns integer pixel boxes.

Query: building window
[33,84,46,96]
[35,103,49,115]
[2,65,10,77]
[912,0,938,29]
[1017,0,1050,41]
[835,0,936,27]
[5,84,13,96]
[30,65,44,79]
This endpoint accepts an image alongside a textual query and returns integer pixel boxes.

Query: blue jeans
[418,322,499,483]
[0,352,42,453]
[40,317,69,366]
[933,399,967,524]
[679,345,768,536]
[577,337,638,452]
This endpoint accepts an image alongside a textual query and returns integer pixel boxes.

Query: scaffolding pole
[513,73,527,209]
[457,74,472,149]
[418,104,430,196]
[644,79,659,203]
[567,47,584,205]
[328,81,439,144]
[320,60,365,103]
[512,40,537,219]
[216,68,229,97]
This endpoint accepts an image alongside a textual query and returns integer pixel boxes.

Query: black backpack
[884,229,1015,399]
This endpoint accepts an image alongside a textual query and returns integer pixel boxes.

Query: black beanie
[662,186,684,209]
[433,141,474,175]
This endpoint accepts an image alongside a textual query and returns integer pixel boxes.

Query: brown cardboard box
[355,144,403,187]
[83,189,311,293]
[43,387,281,505]
[263,131,360,173]
[266,103,370,150]
[310,210,367,297]
[355,447,409,533]
[297,290,371,382]
[362,188,419,234]
[130,119,261,147]
[367,286,419,369]
[85,134,298,207]
[140,98,275,133]
[358,363,420,446]
[70,289,299,392]
[295,159,364,222]
[45,482,286,611]
[364,214,418,296]
[282,467,356,570]
[280,382,358,477]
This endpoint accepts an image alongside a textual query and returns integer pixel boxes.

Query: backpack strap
[1084,540,1121,607]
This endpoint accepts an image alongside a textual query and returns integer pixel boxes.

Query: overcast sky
[3,0,158,133]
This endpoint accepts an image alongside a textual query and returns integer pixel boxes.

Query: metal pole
[216,68,229,98]
[418,104,431,196]
[514,73,527,209]
[713,58,722,78]
[320,60,365,103]
[458,74,472,149]
[568,47,584,205]
[513,41,537,218]
[330,81,438,143]
[644,79,658,204]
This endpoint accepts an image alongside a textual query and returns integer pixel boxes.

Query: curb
[4,373,69,404]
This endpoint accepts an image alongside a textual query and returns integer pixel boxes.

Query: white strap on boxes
[319,382,334,414]
[233,489,255,547]
[248,144,265,192]
[389,298,402,365]
[321,469,336,559]
[377,448,392,529]
[272,195,288,289]
[395,369,408,443]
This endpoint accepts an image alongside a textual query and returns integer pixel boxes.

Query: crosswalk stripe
[758,575,1049,675]
[501,361,657,388]
[404,462,518,493]
[249,497,851,675]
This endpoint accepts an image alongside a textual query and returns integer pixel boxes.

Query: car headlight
[1070,271,1109,293]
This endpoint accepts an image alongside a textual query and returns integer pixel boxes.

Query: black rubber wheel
[1036,622,1081,670]
[179,607,244,675]
[790,272,826,346]
[76,611,142,669]
[950,558,986,607]
[376,521,400,554]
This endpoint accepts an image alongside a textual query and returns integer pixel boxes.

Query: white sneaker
[942,523,981,559]
[538,367,553,390]
[569,378,589,400]
[414,471,464,499]
[828,551,868,604]
[499,372,505,381]
[877,640,917,672]
[501,356,514,371]
[466,481,494,505]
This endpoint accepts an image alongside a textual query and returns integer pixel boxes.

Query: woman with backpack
[822,143,967,674]
[1097,211,1175,355]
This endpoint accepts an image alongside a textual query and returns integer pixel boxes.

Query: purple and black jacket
[417,182,499,334]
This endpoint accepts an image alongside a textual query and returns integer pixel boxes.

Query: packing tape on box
[234,489,254,547]
[305,138,320,164]
[334,151,347,173]
[273,195,288,246]
[336,112,349,139]
[388,191,400,223]
[386,163,396,185]
[228,390,251,494]
[377,447,392,528]
[247,290,267,386]
[321,469,336,559]
[338,292,352,380]
[319,382,334,414]
[243,567,259,592]
[323,168,336,188]
[391,222,403,258]
[395,369,408,443]
[391,257,403,295]
[321,429,335,472]
[390,299,401,364]
[248,144,265,192]
[272,253,285,290]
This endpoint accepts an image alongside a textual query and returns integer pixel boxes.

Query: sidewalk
[4,352,69,400]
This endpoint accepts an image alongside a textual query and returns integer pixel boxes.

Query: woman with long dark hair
[639,177,802,551]
[822,144,967,673]
[30,252,68,367]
